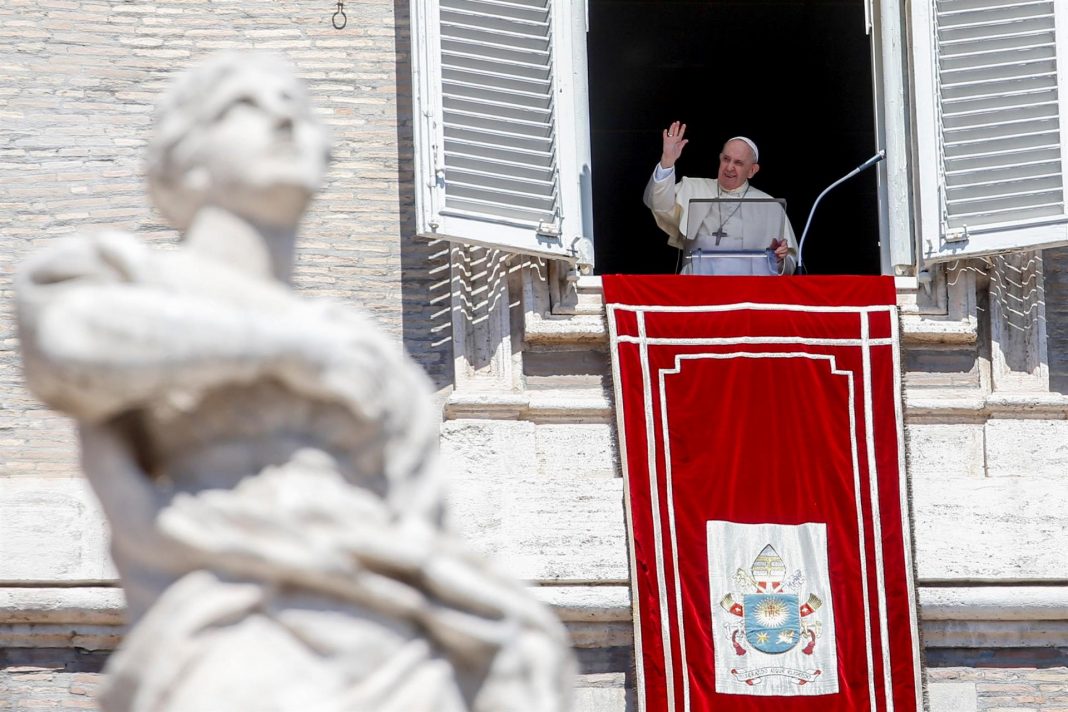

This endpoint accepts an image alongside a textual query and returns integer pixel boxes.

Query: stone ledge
[905,391,1068,420]
[443,392,528,420]
[0,622,121,651]
[0,585,639,650]
[920,586,1068,620]
[899,314,977,345]
[3,583,1068,650]
[444,389,613,423]
[543,585,1068,649]
[921,620,1068,648]
[531,585,631,622]
[538,584,1068,624]
[446,387,1068,424]
[525,281,979,347]
[527,390,613,423]
[0,587,124,650]
[523,311,609,346]
[0,587,125,625]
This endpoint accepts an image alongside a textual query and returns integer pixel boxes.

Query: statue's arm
[15,234,314,421]
[16,233,442,479]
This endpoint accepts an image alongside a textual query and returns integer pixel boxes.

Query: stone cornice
[6,584,1063,650]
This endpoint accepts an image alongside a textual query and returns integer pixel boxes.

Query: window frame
[908,0,1068,266]
[409,0,595,266]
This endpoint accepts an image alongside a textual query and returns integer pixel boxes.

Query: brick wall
[0,649,106,711]
[0,0,454,480]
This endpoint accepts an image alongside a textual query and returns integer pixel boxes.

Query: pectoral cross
[711,229,727,245]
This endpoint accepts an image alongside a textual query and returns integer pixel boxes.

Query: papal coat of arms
[719,544,824,685]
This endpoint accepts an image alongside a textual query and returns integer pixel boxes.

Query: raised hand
[661,121,688,169]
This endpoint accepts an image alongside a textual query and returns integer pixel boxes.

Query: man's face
[717,140,760,191]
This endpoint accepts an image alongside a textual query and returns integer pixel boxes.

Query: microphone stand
[796,150,886,272]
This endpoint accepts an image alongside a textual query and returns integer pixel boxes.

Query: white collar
[717,180,749,196]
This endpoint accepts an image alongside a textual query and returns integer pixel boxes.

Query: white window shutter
[916,0,1068,264]
[410,0,594,266]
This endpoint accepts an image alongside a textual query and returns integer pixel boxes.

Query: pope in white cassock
[643,122,798,276]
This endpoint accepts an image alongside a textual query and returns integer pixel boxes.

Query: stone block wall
[0,0,454,483]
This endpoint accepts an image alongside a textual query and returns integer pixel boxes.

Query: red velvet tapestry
[603,275,922,712]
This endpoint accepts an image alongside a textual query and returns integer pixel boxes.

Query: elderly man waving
[644,121,797,276]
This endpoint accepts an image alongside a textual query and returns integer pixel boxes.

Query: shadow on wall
[1044,246,1068,395]
[393,0,455,392]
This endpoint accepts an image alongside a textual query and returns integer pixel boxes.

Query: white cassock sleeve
[643,164,685,247]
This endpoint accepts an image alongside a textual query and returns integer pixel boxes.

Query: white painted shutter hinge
[536,220,561,238]
[945,225,969,243]
[430,141,445,189]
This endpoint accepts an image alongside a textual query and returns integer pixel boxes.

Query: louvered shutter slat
[942,89,1054,116]
[943,111,1057,133]
[946,163,1060,188]
[940,53,1055,78]
[443,95,549,123]
[940,72,1056,101]
[940,39,1052,61]
[946,175,1062,203]
[943,131,1058,158]
[448,167,555,193]
[446,197,553,223]
[447,109,553,137]
[938,0,1049,17]
[447,0,548,22]
[441,39,549,65]
[445,140,553,167]
[445,153,554,181]
[445,53,550,81]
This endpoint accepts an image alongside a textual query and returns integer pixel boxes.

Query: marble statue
[15,52,575,711]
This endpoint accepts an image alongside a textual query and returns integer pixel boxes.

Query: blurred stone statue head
[146,52,331,232]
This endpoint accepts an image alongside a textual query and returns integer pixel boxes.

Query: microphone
[796,149,886,271]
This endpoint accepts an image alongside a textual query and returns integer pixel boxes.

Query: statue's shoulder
[17,230,150,291]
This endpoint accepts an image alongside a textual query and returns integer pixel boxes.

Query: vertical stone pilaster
[450,244,520,393]
[988,251,1048,393]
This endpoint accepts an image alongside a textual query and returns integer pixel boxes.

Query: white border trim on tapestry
[606,300,915,712]
[605,304,649,712]
[891,310,925,709]
[862,312,896,711]
[660,352,859,705]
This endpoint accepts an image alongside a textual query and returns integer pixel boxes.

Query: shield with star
[742,592,802,654]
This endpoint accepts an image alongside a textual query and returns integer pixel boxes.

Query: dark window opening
[588,0,881,276]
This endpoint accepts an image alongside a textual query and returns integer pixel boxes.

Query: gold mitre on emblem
[750,544,787,590]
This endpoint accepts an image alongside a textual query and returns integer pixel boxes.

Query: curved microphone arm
[796,150,886,272]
